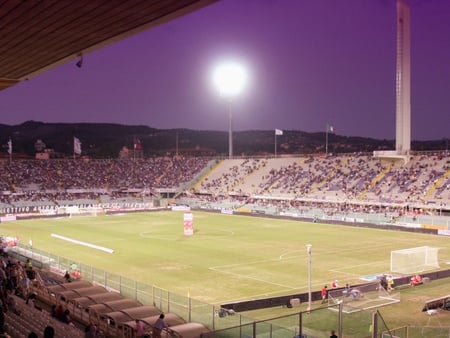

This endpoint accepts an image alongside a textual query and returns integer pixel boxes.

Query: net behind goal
[390,246,440,274]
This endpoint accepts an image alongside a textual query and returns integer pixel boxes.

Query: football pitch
[2,210,449,307]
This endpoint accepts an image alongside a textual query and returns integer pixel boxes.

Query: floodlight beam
[213,62,247,158]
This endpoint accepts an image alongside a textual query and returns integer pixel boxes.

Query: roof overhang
[0,0,217,91]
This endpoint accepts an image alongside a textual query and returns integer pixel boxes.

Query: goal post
[66,206,101,218]
[390,246,440,274]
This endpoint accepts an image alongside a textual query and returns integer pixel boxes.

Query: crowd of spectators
[190,152,449,215]
[0,153,448,214]
[0,157,211,205]
[370,155,449,204]
[180,193,409,217]
[0,256,35,313]
[200,158,267,195]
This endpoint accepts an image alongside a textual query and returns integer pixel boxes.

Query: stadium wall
[222,269,450,312]
[222,210,440,235]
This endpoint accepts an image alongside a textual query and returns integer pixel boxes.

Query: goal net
[328,282,400,314]
[66,206,100,218]
[390,246,440,274]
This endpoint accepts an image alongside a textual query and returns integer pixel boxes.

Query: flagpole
[176,131,179,157]
[8,138,12,163]
[325,127,329,155]
[274,129,283,157]
[275,134,277,157]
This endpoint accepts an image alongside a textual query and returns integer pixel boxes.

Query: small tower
[395,0,411,155]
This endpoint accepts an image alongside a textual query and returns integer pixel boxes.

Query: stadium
[0,152,449,338]
[0,1,449,338]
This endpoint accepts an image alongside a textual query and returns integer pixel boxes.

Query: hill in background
[0,121,446,158]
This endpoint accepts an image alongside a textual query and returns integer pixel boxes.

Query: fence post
[239,311,242,337]
[372,311,378,338]
[168,291,170,313]
[299,311,303,337]
[188,296,192,322]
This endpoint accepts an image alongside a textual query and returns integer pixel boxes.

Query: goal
[66,206,100,218]
[327,281,400,314]
[390,246,440,274]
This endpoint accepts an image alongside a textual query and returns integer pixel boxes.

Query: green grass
[2,210,450,329]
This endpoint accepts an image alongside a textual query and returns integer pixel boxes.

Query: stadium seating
[0,154,448,213]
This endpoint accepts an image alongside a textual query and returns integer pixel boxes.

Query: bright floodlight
[213,62,247,97]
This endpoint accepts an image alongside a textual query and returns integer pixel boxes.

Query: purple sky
[0,0,449,140]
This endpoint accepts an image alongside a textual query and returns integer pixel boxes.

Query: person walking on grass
[321,285,328,304]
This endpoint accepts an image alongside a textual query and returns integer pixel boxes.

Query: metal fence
[10,243,259,333]
[10,244,450,338]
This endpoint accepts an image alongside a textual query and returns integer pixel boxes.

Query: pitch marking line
[209,254,305,289]
[208,266,297,290]
[51,233,114,254]
[138,229,234,240]
[210,253,298,269]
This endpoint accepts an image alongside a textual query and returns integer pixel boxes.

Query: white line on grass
[139,229,234,240]
[208,266,297,290]
[51,233,114,253]
[139,231,176,240]
[210,255,294,269]
[279,250,303,259]
[326,252,389,278]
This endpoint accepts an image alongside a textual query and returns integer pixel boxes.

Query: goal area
[328,282,400,314]
[390,246,440,274]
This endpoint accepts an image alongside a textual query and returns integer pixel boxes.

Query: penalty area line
[51,233,114,254]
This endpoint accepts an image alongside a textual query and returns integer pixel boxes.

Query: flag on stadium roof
[73,137,82,155]
[134,138,142,150]
[7,138,12,154]
[275,129,283,136]
[327,124,334,133]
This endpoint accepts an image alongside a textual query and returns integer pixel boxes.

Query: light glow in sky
[0,0,448,141]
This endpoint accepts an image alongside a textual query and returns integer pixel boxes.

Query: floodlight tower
[395,0,411,155]
[213,62,248,158]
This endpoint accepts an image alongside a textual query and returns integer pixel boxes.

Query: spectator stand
[121,312,186,337]
[87,298,144,324]
[68,291,125,323]
[99,305,162,337]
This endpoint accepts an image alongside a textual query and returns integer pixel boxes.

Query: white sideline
[51,233,114,253]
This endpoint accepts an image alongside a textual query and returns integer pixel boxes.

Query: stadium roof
[0,0,217,91]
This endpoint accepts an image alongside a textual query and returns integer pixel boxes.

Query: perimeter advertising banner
[183,212,194,236]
